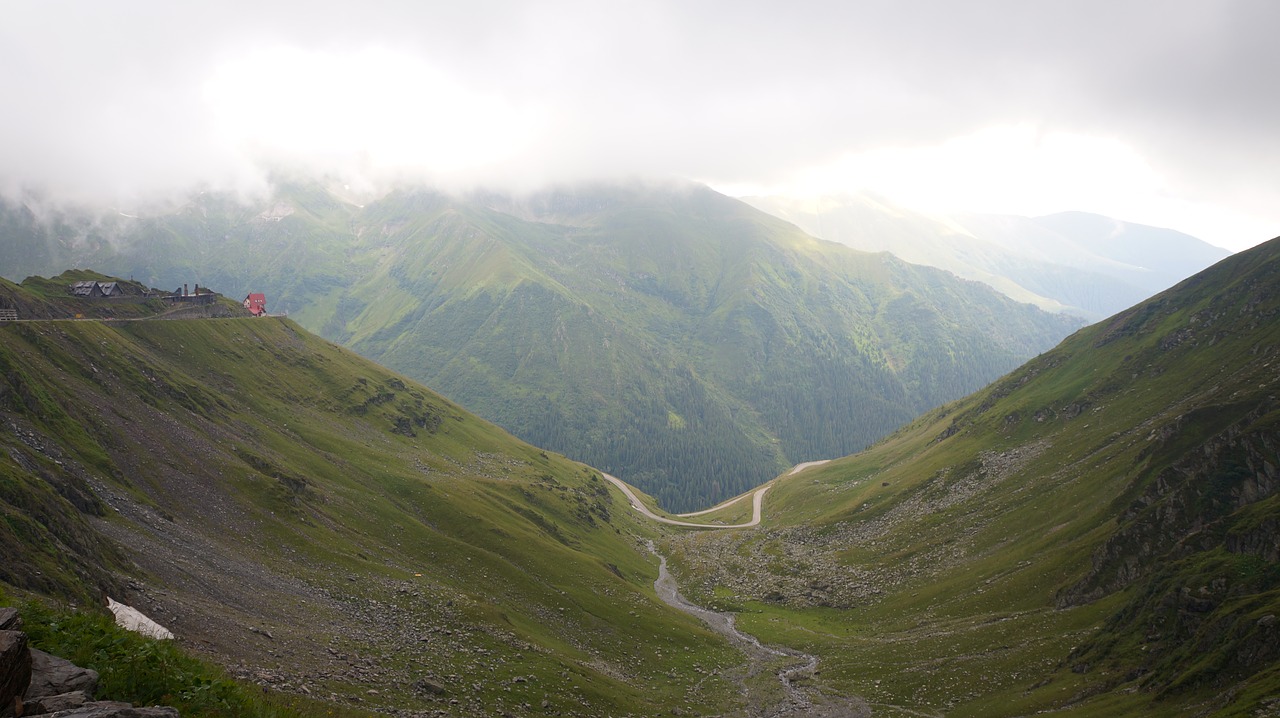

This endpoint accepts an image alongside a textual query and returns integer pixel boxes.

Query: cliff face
[1061,401,1280,607]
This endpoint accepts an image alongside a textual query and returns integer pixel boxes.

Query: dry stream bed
[649,541,869,717]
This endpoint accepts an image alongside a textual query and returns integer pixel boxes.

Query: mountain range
[0,183,1083,511]
[1,228,1277,715]
[745,194,1231,320]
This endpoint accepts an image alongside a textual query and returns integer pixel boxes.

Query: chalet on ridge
[70,280,125,297]
[70,280,104,297]
[243,293,267,316]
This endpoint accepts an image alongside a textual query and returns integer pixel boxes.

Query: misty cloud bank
[0,0,1277,247]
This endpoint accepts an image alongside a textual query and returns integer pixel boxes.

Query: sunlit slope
[0,293,742,716]
[330,184,1081,511]
[672,236,1280,716]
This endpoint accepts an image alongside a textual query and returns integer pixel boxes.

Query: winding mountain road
[622,461,868,716]
[600,460,829,530]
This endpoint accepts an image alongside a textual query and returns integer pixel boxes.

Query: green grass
[6,591,374,718]
[0,289,746,716]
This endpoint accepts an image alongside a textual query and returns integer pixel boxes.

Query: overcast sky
[1,0,1276,249]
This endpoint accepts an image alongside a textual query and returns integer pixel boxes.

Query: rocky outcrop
[25,650,99,700]
[1,630,31,718]
[1058,408,1279,608]
[0,609,178,718]
[22,690,87,715]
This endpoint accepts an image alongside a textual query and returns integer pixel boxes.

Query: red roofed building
[243,293,267,316]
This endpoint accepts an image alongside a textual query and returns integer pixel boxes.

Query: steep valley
[2,233,1278,717]
[0,183,1082,511]
[665,236,1280,715]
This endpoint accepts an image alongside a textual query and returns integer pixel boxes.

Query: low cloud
[0,0,1276,246]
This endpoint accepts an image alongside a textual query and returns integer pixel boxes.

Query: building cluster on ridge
[65,279,268,316]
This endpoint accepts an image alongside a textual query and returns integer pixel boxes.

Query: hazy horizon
[2,0,1277,251]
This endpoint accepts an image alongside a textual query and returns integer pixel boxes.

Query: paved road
[601,459,830,530]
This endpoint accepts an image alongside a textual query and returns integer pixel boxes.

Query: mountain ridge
[665,233,1280,715]
[0,183,1082,511]
[744,193,1232,320]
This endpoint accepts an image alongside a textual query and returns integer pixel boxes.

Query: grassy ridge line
[0,306,746,716]
[667,237,1280,715]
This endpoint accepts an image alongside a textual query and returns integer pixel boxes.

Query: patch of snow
[107,597,174,640]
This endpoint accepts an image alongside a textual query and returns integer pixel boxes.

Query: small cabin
[70,280,104,297]
[243,293,267,316]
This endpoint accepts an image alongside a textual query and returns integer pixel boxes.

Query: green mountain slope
[323,184,1082,511]
[0,183,1082,511]
[668,236,1280,715]
[0,276,744,717]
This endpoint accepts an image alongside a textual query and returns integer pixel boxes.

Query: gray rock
[0,609,19,631]
[413,678,446,695]
[47,701,178,717]
[23,689,89,715]
[0,630,32,718]
[25,650,97,699]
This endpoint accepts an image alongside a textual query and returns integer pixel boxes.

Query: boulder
[0,609,19,631]
[42,702,178,717]
[25,650,97,700]
[413,678,446,695]
[22,689,88,715]
[0,630,32,718]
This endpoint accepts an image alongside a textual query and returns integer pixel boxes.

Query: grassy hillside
[0,277,744,717]
[666,236,1280,715]
[0,183,1081,512]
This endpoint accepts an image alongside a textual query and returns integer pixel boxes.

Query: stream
[649,542,869,717]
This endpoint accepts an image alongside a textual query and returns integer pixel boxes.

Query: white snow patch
[107,597,174,640]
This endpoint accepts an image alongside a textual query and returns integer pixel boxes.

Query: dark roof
[70,281,101,296]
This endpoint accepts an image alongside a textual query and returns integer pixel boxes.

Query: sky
[0,0,1277,250]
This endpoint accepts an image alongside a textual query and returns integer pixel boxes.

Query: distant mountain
[745,195,1231,319]
[0,182,1082,511]
[672,233,1280,713]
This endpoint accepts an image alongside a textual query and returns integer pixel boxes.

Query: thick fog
[1,0,1276,248]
